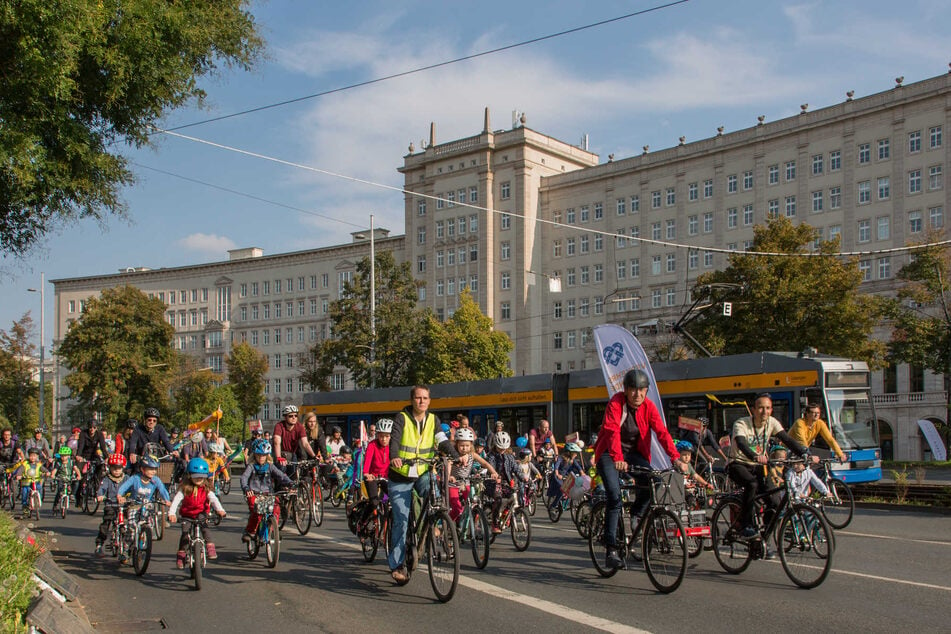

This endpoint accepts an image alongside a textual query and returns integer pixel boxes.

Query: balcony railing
[873,391,948,406]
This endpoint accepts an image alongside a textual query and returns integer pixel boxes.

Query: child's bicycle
[486,480,531,552]
[247,494,281,569]
[124,502,157,576]
[181,514,211,590]
[51,477,75,519]
[21,479,43,521]
[353,479,389,563]
[456,474,490,569]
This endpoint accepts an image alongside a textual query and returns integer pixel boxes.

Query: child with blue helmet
[240,439,292,543]
[168,457,226,568]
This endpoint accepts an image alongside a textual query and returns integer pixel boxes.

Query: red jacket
[179,486,210,519]
[594,391,679,464]
[362,440,390,478]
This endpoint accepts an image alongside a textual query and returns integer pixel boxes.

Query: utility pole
[27,273,45,430]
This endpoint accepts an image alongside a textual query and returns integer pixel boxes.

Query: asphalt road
[25,493,951,633]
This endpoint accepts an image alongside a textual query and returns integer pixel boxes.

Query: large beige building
[53,73,951,459]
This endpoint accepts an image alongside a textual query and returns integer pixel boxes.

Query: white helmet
[455,428,475,442]
[282,404,299,416]
[376,418,394,434]
[494,431,511,449]
[208,442,222,454]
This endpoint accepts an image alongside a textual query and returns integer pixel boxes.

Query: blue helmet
[187,457,210,476]
[515,436,528,448]
[441,423,451,434]
[252,439,271,456]
[140,454,160,469]
[675,440,694,452]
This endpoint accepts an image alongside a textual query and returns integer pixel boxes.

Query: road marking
[839,531,951,547]
[831,568,951,592]
[306,531,651,634]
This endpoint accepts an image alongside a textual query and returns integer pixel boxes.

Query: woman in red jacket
[593,368,679,571]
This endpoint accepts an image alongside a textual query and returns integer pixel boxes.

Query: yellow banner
[187,407,223,433]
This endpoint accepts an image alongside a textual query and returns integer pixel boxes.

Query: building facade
[53,74,951,459]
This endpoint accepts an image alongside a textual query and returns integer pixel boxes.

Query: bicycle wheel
[60,494,67,519]
[642,508,687,593]
[526,489,537,516]
[470,506,490,569]
[154,510,165,541]
[266,516,280,568]
[192,541,203,590]
[133,527,152,576]
[587,502,621,578]
[83,480,98,515]
[575,500,592,539]
[426,511,459,603]
[821,478,854,530]
[247,530,260,560]
[511,507,531,552]
[330,483,342,508]
[221,479,232,496]
[547,496,562,523]
[711,497,752,574]
[294,483,311,535]
[311,480,324,527]
[278,495,289,530]
[360,512,380,562]
[569,499,581,526]
[778,503,833,588]
[30,490,41,521]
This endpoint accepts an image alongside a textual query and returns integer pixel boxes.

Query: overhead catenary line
[154,127,951,259]
[164,0,693,132]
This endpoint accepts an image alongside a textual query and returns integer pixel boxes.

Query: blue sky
[2,0,950,349]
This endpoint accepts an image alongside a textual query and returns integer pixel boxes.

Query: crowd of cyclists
[1,367,849,597]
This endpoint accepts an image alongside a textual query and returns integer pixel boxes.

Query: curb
[854,501,951,515]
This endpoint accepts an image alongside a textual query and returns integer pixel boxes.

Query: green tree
[227,341,268,424]
[57,285,175,426]
[0,313,38,431]
[0,0,264,256]
[690,216,887,365]
[168,357,220,431]
[419,290,513,383]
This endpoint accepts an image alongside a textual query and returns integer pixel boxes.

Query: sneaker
[391,566,409,585]
[206,543,218,560]
[94,543,103,556]
[605,548,624,570]
[764,547,775,561]
[176,550,186,569]
[241,531,253,544]
[740,525,758,539]
[492,524,503,534]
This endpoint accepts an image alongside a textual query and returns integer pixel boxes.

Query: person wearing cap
[593,368,680,570]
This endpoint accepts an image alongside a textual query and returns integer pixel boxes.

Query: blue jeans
[387,472,431,571]
[597,452,651,548]
[21,483,42,508]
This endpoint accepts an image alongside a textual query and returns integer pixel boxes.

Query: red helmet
[107,453,127,467]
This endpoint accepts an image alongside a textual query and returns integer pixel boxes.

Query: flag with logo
[593,324,672,469]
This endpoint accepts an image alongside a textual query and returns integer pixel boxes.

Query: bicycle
[299,459,325,528]
[124,502,156,576]
[587,466,688,594]
[51,477,75,519]
[353,478,389,563]
[1,469,18,510]
[455,474,490,569]
[486,480,531,552]
[181,514,210,590]
[21,479,43,521]
[389,456,460,603]
[276,461,312,535]
[710,459,835,589]
[106,504,129,561]
[816,459,854,529]
[79,458,104,515]
[546,486,578,524]
[247,494,281,568]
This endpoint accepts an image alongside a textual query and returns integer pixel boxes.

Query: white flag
[593,324,672,469]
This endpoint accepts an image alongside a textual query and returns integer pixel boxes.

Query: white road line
[306,531,651,634]
[839,531,951,547]
[831,568,951,592]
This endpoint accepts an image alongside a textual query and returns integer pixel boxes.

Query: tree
[0,0,264,256]
[690,216,887,365]
[227,341,268,424]
[418,290,513,383]
[168,357,220,432]
[57,285,175,427]
[0,313,38,431]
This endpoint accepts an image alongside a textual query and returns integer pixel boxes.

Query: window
[580,298,590,317]
[239,283,247,298]
[552,241,562,258]
[566,238,576,256]
[727,207,737,228]
[829,225,841,242]
[630,195,639,213]
[553,332,563,350]
[470,245,478,261]
[274,302,282,319]
[310,299,317,316]
[859,260,871,281]
[727,174,737,193]
[878,138,890,160]
[595,234,603,252]
[500,182,511,199]
[812,154,823,175]
[500,272,511,290]
[688,215,698,235]
[417,226,426,244]
[216,286,231,322]
[785,161,796,181]
[470,215,478,233]
[666,253,676,273]
[703,179,713,198]
[785,196,796,217]
[469,186,478,203]
[666,288,676,306]
[274,354,282,369]
[666,219,676,239]
[930,126,943,148]
[651,191,661,209]
[500,213,511,230]
[68,300,76,313]
[594,203,603,220]
[262,329,269,345]
[743,204,754,226]
[567,299,576,318]
[652,222,661,241]
[703,212,713,233]
[878,177,890,200]
[566,208,576,224]
[594,263,604,282]
[447,191,455,207]
[616,198,626,215]
[929,165,943,190]
[321,273,328,288]
[688,251,698,269]
[830,150,841,171]
[617,261,627,280]
[858,181,871,204]
[436,196,444,210]
[909,169,922,194]
[812,191,823,212]
[501,302,511,320]
[436,280,444,296]
[436,250,445,267]
[447,278,455,296]
[566,268,576,286]
[417,255,427,273]
[830,186,841,209]
[930,206,944,228]
[417,198,427,216]
[768,165,779,185]
[240,306,247,321]
[877,216,890,240]
[594,297,604,315]
[251,330,258,345]
[580,206,590,222]
[858,219,871,242]
[447,250,455,266]
[743,171,754,191]
[666,188,675,206]
[858,143,870,164]
[458,217,466,234]
[768,199,780,219]
[651,289,662,308]
[580,235,589,254]
[500,241,511,260]
[688,183,698,201]
[878,257,891,279]
[630,259,639,278]
[909,210,922,234]
[909,131,921,153]
[553,302,562,320]
[580,265,590,284]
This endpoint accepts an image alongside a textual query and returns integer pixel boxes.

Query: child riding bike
[168,458,227,568]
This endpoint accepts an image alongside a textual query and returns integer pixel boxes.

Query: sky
[2,0,950,352]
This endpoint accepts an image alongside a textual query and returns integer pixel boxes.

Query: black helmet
[623,369,650,390]
[125,419,138,430]
[143,407,160,420]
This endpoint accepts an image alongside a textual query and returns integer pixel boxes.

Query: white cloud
[177,233,237,254]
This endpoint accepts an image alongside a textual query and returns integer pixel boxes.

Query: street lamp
[27,273,45,430]
[355,215,376,389]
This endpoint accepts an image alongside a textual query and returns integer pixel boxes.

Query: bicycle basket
[254,495,276,515]
[654,471,686,506]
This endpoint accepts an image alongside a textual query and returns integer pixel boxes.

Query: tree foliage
[0,0,264,256]
[690,216,887,366]
[227,341,268,422]
[0,312,40,431]
[887,232,951,376]
[57,285,175,425]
